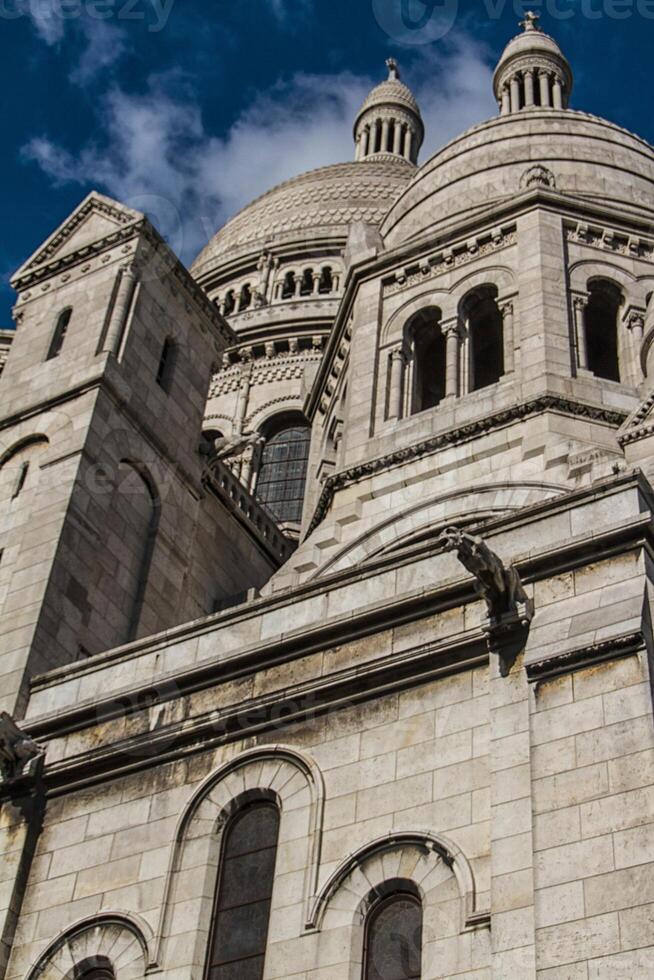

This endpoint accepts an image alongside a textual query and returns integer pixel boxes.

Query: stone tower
[0,193,282,717]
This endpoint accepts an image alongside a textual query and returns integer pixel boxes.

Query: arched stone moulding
[24,912,153,980]
[311,482,566,579]
[306,831,488,935]
[381,264,516,348]
[153,745,325,965]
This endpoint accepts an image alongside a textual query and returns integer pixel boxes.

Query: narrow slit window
[156,338,176,392]
[11,461,29,500]
[47,309,72,360]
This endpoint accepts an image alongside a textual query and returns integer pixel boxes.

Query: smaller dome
[353,60,424,167]
[493,12,573,113]
[356,75,421,120]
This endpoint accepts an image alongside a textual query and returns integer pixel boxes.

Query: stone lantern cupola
[493,11,573,115]
[354,59,424,165]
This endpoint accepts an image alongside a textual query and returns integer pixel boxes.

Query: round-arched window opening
[585,280,622,382]
[363,890,423,980]
[72,955,115,979]
[255,414,311,525]
[406,307,445,414]
[464,285,504,392]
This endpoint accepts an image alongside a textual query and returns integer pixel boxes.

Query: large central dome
[191,158,413,281]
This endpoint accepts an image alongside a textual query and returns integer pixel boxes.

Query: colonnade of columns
[499,70,565,114]
[356,117,414,162]
[386,300,516,422]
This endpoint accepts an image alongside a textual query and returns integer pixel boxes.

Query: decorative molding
[210,349,323,397]
[520,165,556,190]
[383,226,517,296]
[25,912,154,978]
[308,396,628,533]
[526,631,644,683]
[565,220,653,260]
[307,830,488,934]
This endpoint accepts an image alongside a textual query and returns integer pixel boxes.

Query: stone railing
[205,458,296,565]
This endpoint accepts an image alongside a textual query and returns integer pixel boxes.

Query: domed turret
[493,11,573,114]
[354,59,424,165]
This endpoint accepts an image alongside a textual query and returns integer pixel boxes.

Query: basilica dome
[191,158,413,282]
[381,109,654,249]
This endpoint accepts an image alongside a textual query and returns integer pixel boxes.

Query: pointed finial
[520,10,541,32]
[386,57,400,81]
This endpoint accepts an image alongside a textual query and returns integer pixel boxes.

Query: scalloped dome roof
[357,77,421,119]
[191,158,413,279]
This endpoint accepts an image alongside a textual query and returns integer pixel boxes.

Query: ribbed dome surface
[357,78,421,118]
[192,159,413,279]
[382,110,654,248]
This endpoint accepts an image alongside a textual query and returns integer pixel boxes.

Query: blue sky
[1,0,652,325]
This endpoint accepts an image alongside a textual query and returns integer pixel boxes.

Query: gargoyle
[0,712,43,783]
[200,432,265,462]
[439,528,534,674]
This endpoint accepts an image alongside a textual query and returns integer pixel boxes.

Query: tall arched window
[465,286,504,392]
[255,414,311,524]
[205,801,280,980]
[364,890,423,980]
[47,308,72,360]
[585,280,622,382]
[300,269,314,296]
[407,307,446,414]
[281,272,296,299]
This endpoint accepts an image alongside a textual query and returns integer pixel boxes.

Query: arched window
[47,308,72,360]
[465,286,504,392]
[0,437,49,506]
[363,890,423,980]
[74,957,115,979]
[240,284,253,311]
[205,801,280,980]
[156,337,176,392]
[585,280,622,382]
[255,414,311,524]
[223,290,236,316]
[300,269,314,296]
[319,267,334,294]
[407,307,446,414]
[281,272,296,299]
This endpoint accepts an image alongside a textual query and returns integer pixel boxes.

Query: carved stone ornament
[0,711,43,783]
[439,528,534,675]
[200,431,265,463]
[520,165,557,191]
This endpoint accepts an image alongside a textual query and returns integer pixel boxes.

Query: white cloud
[22,35,496,265]
[18,0,128,82]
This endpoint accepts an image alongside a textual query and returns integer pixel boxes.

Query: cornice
[307,396,628,534]
[526,630,644,683]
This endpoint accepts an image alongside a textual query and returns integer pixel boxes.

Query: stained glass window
[364,893,423,980]
[256,422,310,524]
[205,802,280,980]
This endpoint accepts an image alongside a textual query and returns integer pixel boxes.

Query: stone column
[539,71,551,107]
[381,118,390,154]
[501,86,511,116]
[500,300,515,374]
[573,296,589,371]
[403,126,413,160]
[103,263,138,356]
[312,271,321,295]
[388,348,405,421]
[510,76,521,113]
[234,366,252,437]
[552,77,563,109]
[524,70,535,108]
[627,312,646,382]
[294,274,302,298]
[393,120,403,156]
[443,320,461,399]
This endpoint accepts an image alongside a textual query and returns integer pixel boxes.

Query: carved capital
[573,295,588,313]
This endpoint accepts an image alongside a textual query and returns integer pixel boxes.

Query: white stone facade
[1,16,654,980]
